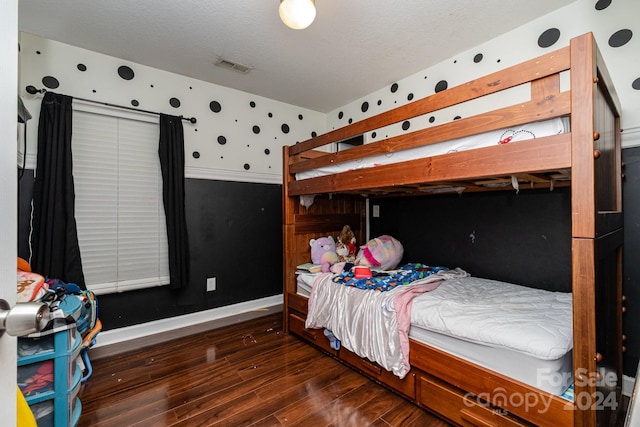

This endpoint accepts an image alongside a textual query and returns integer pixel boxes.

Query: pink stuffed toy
[310,236,339,273]
[355,235,404,270]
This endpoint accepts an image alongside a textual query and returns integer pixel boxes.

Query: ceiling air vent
[215,57,252,74]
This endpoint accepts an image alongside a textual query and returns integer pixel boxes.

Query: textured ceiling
[18,0,575,113]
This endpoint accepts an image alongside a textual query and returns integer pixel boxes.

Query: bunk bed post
[282,145,296,333]
[593,31,624,426]
[571,33,597,239]
[570,32,598,427]
[570,32,624,427]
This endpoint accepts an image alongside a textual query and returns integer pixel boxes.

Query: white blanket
[305,269,468,378]
[410,276,573,360]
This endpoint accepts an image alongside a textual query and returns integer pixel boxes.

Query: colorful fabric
[355,235,404,270]
[560,384,574,402]
[16,270,46,303]
[18,360,54,395]
[332,263,448,292]
[307,270,464,378]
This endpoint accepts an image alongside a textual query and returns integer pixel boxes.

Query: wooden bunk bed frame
[282,33,623,427]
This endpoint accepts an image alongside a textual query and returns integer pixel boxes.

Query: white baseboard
[91,294,283,357]
[622,125,640,149]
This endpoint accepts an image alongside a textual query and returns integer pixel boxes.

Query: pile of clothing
[17,258,101,382]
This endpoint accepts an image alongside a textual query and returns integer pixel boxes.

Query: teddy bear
[309,236,340,273]
[336,225,357,263]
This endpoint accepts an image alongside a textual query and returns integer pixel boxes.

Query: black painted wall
[18,174,283,330]
[370,188,572,292]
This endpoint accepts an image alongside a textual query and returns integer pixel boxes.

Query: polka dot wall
[17,0,640,179]
[18,33,325,184]
[327,0,640,148]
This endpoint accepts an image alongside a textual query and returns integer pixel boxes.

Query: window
[72,102,169,294]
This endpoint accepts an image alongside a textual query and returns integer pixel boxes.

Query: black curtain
[158,114,190,289]
[32,92,86,289]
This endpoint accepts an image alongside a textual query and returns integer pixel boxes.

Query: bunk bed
[282,32,623,427]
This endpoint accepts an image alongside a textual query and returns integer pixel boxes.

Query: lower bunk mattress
[296,272,573,396]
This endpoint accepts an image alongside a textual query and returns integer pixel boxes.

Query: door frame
[0,0,19,423]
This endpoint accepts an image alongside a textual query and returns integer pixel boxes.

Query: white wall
[327,0,640,148]
[18,32,326,184]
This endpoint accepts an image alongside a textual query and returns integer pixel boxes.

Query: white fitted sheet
[409,325,572,395]
[296,271,317,297]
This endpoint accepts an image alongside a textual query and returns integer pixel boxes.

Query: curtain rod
[25,85,197,124]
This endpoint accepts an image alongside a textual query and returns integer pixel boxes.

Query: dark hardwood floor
[78,313,450,427]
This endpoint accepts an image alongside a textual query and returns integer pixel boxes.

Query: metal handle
[0,299,49,337]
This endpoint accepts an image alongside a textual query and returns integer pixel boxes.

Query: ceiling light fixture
[279,0,316,30]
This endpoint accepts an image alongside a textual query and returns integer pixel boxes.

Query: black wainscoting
[98,178,283,329]
[17,174,283,330]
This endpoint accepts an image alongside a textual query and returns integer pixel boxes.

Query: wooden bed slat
[293,213,361,235]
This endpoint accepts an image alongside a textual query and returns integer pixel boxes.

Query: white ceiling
[18,0,575,113]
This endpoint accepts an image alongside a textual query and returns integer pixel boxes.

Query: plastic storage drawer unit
[18,322,82,427]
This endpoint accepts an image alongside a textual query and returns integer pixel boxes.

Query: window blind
[72,105,169,294]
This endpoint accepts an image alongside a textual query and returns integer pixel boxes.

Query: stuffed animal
[335,242,351,263]
[310,236,340,273]
[337,225,357,262]
[355,235,404,270]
